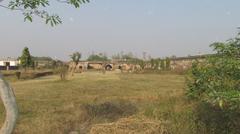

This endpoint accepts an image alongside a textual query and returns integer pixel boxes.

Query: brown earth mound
[90,117,169,134]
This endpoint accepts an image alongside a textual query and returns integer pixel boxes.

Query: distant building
[0,58,20,70]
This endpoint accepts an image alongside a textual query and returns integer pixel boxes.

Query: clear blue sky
[0,0,240,60]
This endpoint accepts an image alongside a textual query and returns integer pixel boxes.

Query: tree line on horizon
[17,47,176,71]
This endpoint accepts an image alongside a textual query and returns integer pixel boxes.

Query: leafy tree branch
[0,0,90,26]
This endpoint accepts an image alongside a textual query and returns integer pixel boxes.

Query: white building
[0,58,20,70]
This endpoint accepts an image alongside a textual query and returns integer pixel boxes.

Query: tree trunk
[0,74,18,134]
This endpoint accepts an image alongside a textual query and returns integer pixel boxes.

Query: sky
[0,0,240,60]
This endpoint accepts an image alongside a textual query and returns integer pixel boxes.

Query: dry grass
[90,116,168,134]
[0,71,186,134]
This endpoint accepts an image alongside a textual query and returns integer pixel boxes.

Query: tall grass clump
[143,93,198,134]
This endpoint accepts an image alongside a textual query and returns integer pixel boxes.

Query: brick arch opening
[105,64,113,71]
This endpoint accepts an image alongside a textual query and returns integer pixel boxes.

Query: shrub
[194,102,240,134]
[187,34,240,110]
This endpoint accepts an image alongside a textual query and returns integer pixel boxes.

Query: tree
[160,59,165,70]
[153,58,161,70]
[32,56,56,69]
[149,58,161,70]
[150,59,155,69]
[166,57,171,70]
[69,52,82,76]
[122,52,135,60]
[70,52,81,65]
[19,47,33,71]
[87,53,108,61]
[0,0,90,26]
[0,75,18,134]
[0,1,89,134]
[134,59,146,70]
[111,53,121,60]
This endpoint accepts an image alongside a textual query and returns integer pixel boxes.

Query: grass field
[0,71,196,134]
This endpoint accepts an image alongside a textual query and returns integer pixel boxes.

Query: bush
[194,102,240,134]
[186,34,240,134]
[187,34,240,110]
